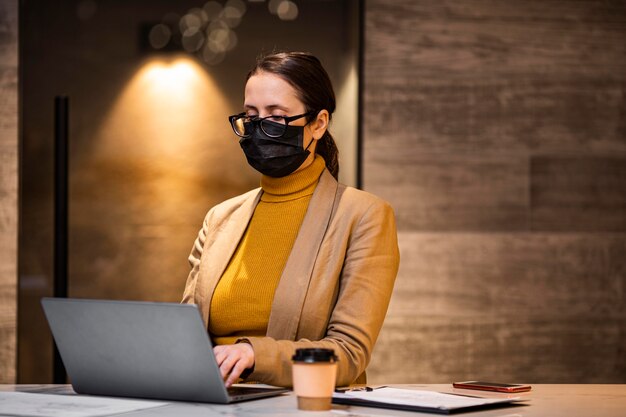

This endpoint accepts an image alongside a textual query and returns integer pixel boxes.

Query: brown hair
[247,51,339,180]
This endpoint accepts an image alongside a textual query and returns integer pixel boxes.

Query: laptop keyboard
[227,386,285,396]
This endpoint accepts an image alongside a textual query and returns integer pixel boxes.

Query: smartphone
[452,381,532,393]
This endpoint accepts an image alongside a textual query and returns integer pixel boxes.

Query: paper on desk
[0,391,167,417]
[336,387,522,410]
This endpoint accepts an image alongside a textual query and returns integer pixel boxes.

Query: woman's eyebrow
[244,104,290,112]
[266,104,290,111]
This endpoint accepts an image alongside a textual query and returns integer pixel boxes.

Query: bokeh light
[148,24,172,50]
[179,13,202,34]
[182,28,205,52]
[203,1,223,20]
[268,0,282,15]
[201,44,225,65]
[222,0,246,28]
[277,1,298,20]
[149,0,298,65]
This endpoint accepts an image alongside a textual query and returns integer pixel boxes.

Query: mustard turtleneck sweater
[209,155,326,345]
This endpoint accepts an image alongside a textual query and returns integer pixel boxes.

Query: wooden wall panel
[366,155,529,231]
[388,233,625,319]
[365,78,626,159]
[367,232,626,383]
[371,315,625,384]
[364,0,626,383]
[0,0,18,384]
[531,156,626,231]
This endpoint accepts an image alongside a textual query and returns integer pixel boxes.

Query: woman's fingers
[225,360,248,387]
[213,345,227,366]
[212,343,255,387]
[220,354,238,378]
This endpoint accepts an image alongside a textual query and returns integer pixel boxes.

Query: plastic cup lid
[292,348,338,363]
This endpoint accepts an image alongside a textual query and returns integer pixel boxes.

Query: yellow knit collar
[260,155,326,202]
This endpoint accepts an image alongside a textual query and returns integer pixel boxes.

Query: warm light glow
[71,55,258,306]
[92,56,246,182]
[141,60,199,96]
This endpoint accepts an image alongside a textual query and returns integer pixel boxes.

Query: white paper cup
[292,348,338,411]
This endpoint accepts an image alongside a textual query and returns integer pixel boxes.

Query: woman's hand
[213,342,255,387]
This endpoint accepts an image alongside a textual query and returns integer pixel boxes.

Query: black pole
[53,96,69,384]
[356,0,364,190]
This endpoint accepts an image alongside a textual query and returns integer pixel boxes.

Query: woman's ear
[310,110,329,140]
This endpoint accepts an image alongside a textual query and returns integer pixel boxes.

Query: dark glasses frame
[228,111,317,138]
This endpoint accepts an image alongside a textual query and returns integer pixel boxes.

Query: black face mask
[239,120,313,178]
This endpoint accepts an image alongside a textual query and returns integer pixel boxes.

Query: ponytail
[316,131,339,180]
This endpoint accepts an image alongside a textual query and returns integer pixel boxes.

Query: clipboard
[332,387,527,414]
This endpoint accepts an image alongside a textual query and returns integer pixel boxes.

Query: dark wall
[363,0,626,383]
[18,0,357,383]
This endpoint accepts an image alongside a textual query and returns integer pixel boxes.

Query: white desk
[1,384,625,416]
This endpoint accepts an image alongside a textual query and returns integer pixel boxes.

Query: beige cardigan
[182,169,400,387]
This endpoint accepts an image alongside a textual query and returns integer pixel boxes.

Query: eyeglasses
[228,111,316,139]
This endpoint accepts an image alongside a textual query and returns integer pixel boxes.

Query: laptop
[41,297,288,403]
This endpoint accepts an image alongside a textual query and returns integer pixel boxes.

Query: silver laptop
[41,297,288,403]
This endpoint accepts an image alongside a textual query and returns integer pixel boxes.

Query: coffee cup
[291,348,338,411]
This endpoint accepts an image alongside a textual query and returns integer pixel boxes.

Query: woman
[182,51,399,388]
